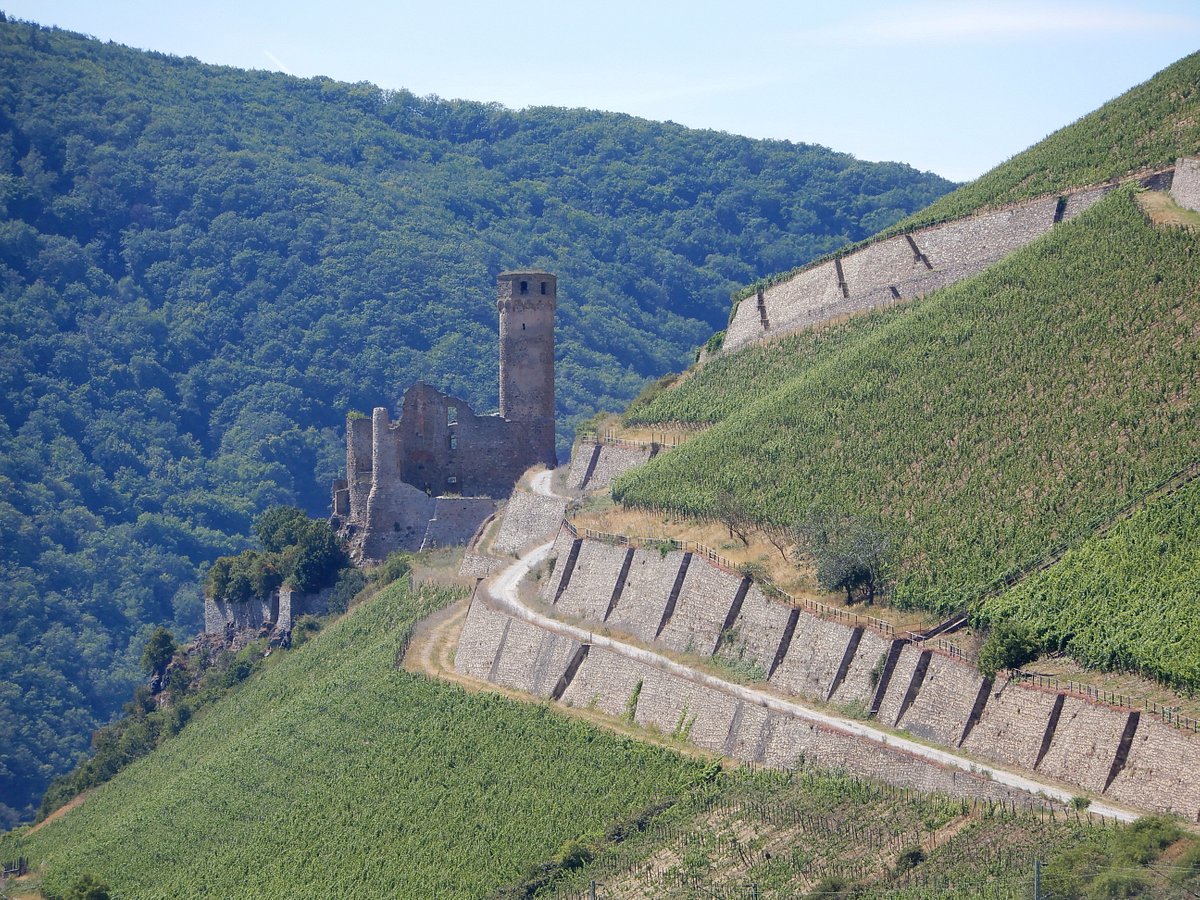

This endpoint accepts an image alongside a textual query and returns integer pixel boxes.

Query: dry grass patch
[1136,189,1200,230]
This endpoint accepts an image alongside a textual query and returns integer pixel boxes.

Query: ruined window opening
[519,280,528,294]
[447,406,457,425]
[446,475,458,487]
[449,434,457,450]
[540,281,547,295]
[522,322,526,330]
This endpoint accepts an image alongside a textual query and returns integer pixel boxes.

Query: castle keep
[331,271,557,561]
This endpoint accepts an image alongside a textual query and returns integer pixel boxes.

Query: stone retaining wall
[1036,697,1130,793]
[724,181,1122,354]
[1170,157,1200,213]
[490,489,567,556]
[1107,717,1200,821]
[718,584,792,673]
[769,614,856,703]
[459,551,505,579]
[464,528,1200,818]
[537,527,580,601]
[605,547,689,644]
[960,680,1058,770]
[553,540,630,621]
[897,653,985,747]
[565,440,600,490]
[827,627,891,709]
[584,444,653,491]
[657,563,744,655]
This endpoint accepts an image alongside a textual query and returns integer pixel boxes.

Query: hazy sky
[6,0,1200,181]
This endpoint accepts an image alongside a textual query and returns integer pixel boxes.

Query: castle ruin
[330,270,557,561]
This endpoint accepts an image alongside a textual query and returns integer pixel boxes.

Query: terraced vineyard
[614,189,1200,686]
[0,582,704,899]
[542,768,1195,899]
[982,475,1200,690]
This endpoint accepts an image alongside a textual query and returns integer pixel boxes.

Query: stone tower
[497,270,556,466]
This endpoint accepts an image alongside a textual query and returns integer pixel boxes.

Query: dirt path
[25,790,89,834]
[493,470,1143,822]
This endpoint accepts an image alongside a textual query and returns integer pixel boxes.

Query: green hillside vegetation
[614,189,1200,687]
[0,16,953,823]
[0,580,706,898]
[542,771,1195,899]
[982,475,1200,690]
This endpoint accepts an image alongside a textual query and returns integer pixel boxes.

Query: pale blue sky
[5,0,1199,181]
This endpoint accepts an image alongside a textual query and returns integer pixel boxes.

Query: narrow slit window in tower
[446,406,457,425]
[540,281,547,295]
[520,280,528,294]
[449,434,457,450]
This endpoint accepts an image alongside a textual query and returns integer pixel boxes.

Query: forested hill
[0,15,952,824]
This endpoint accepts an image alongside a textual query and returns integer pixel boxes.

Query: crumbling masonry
[331,271,557,561]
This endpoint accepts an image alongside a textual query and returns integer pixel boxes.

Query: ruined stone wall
[490,490,567,556]
[204,595,276,635]
[203,585,330,636]
[656,563,744,656]
[421,497,497,551]
[583,444,653,492]
[1170,156,1200,213]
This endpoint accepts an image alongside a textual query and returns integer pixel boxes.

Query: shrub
[978,621,1041,678]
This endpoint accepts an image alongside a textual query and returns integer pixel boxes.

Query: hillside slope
[614,188,1200,688]
[0,17,953,822]
[981,475,1200,690]
[0,581,704,898]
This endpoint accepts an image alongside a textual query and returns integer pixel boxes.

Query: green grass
[982,476,1200,690]
[0,581,703,899]
[614,189,1200,686]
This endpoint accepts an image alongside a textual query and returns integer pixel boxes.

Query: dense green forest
[0,16,953,824]
[615,189,1200,688]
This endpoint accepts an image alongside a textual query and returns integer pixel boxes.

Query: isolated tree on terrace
[795,507,892,605]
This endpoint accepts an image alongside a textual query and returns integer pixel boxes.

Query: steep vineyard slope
[0,581,703,898]
[982,475,1200,690]
[0,17,953,822]
[614,189,1200,689]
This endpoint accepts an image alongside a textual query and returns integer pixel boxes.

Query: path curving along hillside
[455,469,1138,822]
